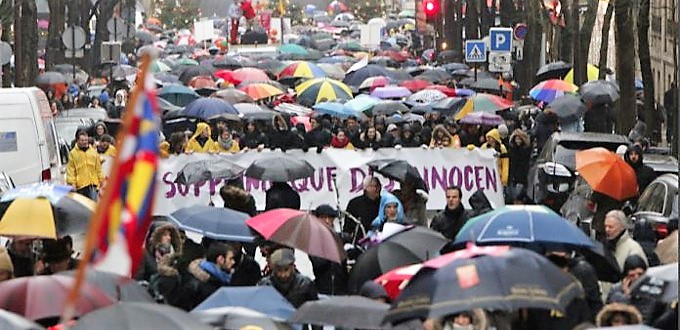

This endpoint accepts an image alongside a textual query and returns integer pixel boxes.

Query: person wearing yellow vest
[67,130,104,200]
[481,128,509,186]
[186,122,218,153]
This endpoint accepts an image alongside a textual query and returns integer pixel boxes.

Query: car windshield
[554,141,626,170]
[55,120,84,142]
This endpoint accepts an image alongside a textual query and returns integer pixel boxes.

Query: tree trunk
[571,0,582,85]
[598,0,613,79]
[465,0,480,39]
[514,0,541,95]
[78,0,93,74]
[451,0,463,61]
[615,0,636,134]
[499,0,515,27]
[637,0,656,142]
[575,0,598,84]
[480,0,494,36]
[91,0,118,73]
[46,0,66,68]
[559,0,574,62]
[14,0,38,87]
[0,0,13,87]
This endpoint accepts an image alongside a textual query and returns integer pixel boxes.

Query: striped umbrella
[529,79,578,104]
[296,78,353,106]
[239,83,285,100]
[454,93,514,120]
[278,61,326,79]
[359,76,392,91]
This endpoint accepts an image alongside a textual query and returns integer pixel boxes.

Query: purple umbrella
[371,86,412,99]
[459,112,505,126]
[454,88,476,97]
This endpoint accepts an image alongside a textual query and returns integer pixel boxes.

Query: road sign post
[465,40,486,82]
[62,25,86,83]
[489,27,513,52]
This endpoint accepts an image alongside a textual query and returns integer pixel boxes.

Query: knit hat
[0,247,13,275]
[623,255,648,274]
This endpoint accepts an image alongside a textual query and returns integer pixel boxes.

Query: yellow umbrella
[563,64,600,83]
[0,197,57,239]
[295,78,353,106]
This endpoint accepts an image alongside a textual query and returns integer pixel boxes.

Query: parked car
[55,117,95,146]
[632,174,679,239]
[57,107,108,122]
[527,132,629,210]
[643,154,679,175]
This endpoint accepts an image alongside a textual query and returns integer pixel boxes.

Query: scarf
[444,203,465,219]
[218,136,234,150]
[331,136,349,148]
[199,260,232,284]
[606,230,626,252]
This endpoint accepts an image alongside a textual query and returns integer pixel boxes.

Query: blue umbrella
[344,94,381,113]
[192,286,295,320]
[313,101,356,118]
[158,84,200,107]
[453,205,595,249]
[168,205,254,242]
[182,98,239,120]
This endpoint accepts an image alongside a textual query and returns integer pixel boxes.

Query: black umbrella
[368,159,427,191]
[344,65,391,86]
[154,72,180,84]
[416,69,452,83]
[546,94,586,122]
[386,68,413,82]
[384,248,584,324]
[168,205,255,242]
[175,158,245,185]
[442,62,470,72]
[193,306,291,330]
[290,296,389,329]
[432,97,467,115]
[437,50,460,64]
[245,154,315,182]
[71,302,212,330]
[471,78,505,92]
[580,79,620,105]
[371,101,409,115]
[179,66,214,85]
[0,309,44,330]
[347,226,448,293]
[535,61,573,82]
[61,270,154,302]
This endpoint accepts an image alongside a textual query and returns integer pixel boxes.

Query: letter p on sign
[489,27,513,52]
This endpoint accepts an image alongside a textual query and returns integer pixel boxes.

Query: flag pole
[60,53,153,326]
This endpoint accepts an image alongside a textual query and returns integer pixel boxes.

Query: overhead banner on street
[153,148,504,215]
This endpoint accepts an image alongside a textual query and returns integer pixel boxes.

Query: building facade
[650,0,677,104]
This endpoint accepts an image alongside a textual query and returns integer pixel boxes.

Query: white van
[0,88,64,185]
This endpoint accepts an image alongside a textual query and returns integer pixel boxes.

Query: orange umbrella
[575,147,638,201]
[239,83,284,100]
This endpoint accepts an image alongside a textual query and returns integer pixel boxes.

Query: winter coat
[150,252,192,310]
[596,303,643,327]
[468,189,493,217]
[584,103,615,134]
[481,129,509,186]
[230,253,263,286]
[609,230,648,270]
[304,127,332,149]
[66,145,104,189]
[257,272,319,308]
[265,182,301,210]
[182,258,232,310]
[430,203,469,240]
[442,309,488,330]
[371,192,406,230]
[429,124,460,148]
[507,129,532,185]
[344,193,382,238]
[398,189,428,227]
[356,131,382,150]
[270,116,303,151]
[568,256,604,321]
[524,298,591,330]
[624,145,657,192]
[606,282,667,325]
[185,123,218,153]
[309,256,348,295]
[240,130,268,149]
[216,136,240,153]
[135,223,183,281]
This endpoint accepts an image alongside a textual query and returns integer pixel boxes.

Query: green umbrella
[279,44,309,56]
[151,60,172,73]
[337,41,365,52]
[174,58,199,67]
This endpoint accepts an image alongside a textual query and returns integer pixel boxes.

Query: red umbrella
[425,85,458,97]
[0,274,114,321]
[374,245,509,300]
[246,208,346,263]
[379,50,408,62]
[400,79,433,92]
[189,76,217,89]
[213,69,234,82]
[229,68,270,85]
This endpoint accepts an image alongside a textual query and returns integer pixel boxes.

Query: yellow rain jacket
[66,145,104,189]
[185,123,218,153]
[481,128,509,186]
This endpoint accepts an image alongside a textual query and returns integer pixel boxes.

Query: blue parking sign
[489,27,513,52]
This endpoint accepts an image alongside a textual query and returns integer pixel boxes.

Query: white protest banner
[153,148,504,215]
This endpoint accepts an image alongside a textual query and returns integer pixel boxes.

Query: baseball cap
[269,248,295,267]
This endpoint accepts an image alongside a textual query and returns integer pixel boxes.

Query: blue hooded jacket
[371,192,405,229]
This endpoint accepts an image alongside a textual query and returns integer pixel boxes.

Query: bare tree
[46,0,66,68]
[0,0,13,87]
[559,0,574,62]
[14,0,38,87]
[514,0,542,94]
[465,0,480,39]
[637,0,657,142]
[573,0,597,85]
[598,1,613,79]
[615,0,636,134]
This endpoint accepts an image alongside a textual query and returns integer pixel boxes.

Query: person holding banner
[186,123,218,154]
